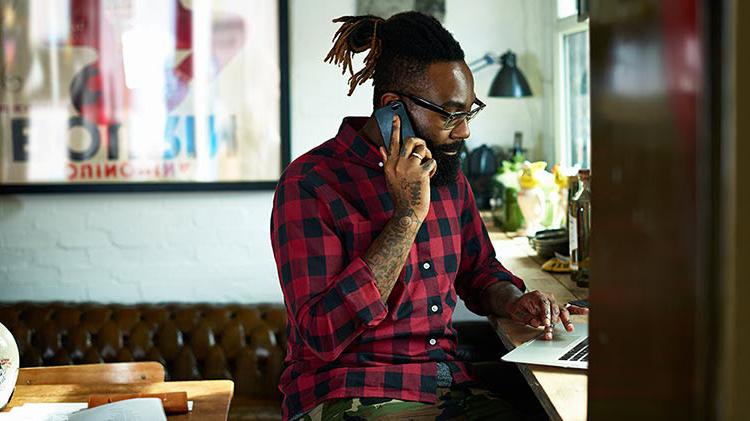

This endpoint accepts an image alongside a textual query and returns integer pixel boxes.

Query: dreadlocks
[324,11,465,107]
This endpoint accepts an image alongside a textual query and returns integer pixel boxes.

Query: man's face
[404,61,475,186]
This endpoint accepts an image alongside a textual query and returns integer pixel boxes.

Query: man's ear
[378,92,401,108]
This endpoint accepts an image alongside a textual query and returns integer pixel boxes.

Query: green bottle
[503,187,525,232]
[569,170,591,287]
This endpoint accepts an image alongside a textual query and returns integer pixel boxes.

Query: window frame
[554,14,590,168]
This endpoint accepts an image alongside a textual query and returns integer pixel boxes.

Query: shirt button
[422,262,431,270]
[429,338,437,346]
[378,162,384,167]
[431,305,439,313]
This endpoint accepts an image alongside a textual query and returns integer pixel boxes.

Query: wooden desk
[486,218,588,421]
[3,380,234,421]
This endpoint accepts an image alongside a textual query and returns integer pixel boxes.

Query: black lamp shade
[488,51,532,97]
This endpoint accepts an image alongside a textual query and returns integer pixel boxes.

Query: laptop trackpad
[526,330,583,350]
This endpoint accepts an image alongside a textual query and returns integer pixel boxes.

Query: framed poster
[0,0,289,192]
[356,0,445,22]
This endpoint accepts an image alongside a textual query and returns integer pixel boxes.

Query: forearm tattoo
[364,207,421,302]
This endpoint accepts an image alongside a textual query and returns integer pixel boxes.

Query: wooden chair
[17,362,166,386]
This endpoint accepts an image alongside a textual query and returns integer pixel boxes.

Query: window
[557,0,577,19]
[555,0,591,169]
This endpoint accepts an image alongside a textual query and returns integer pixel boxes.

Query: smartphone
[567,299,589,309]
[373,100,416,154]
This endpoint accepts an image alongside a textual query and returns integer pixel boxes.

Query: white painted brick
[0,206,35,224]
[138,247,195,266]
[142,210,194,229]
[163,265,223,284]
[111,265,177,284]
[1,282,89,302]
[59,268,113,284]
[201,265,252,284]
[6,268,59,284]
[88,248,142,268]
[139,283,198,302]
[86,210,149,230]
[216,226,254,245]
[227,281,284,302]
[57,229,111,248]
[28,194,105,212]
[107,268,143,284]
[2,228,57,249]
[193,208,247,228]
[246,201,274,221]
[164,228,219,246]
[195,245,250,264]
[0,248,35,270]
[87,281,142,303]
[0,282,43,301]
[188,282,244,302]
[0,193,286,303]
[34,212,86,231]
[33,248,90,269]
[242,271,283,293]
[110,227,165,248]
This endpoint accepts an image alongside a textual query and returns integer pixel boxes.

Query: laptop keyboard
[559,338,589,362]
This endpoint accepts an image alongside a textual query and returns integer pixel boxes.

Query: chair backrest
[17,361,165,386]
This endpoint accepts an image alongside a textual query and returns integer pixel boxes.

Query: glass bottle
[567,175,580,259]
[569,169,591,287]
[565,175,579,230]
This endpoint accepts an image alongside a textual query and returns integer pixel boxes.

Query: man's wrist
[393,205,425,226]
[484,282,524,317]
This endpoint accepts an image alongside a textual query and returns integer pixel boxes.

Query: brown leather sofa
[0,302,286,420]
[0,302,511,420]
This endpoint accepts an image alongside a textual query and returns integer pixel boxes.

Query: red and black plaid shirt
[270,117,525,420]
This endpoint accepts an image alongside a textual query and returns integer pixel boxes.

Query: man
[271,11,587,420]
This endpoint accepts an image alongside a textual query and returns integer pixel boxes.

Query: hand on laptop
[507,291,589,340]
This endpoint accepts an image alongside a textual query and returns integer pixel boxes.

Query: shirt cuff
[477,270,526,295]
[335,257,388,328]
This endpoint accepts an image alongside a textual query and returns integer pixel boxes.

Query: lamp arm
[468,53,498,73]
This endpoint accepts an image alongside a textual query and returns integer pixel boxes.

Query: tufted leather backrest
[0,302,287,401]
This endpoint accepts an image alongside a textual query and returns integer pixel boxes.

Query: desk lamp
[469,50,533,97]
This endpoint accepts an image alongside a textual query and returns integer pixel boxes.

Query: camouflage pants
[298,386,527,421]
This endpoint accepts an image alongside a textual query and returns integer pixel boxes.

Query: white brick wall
[0,192,281,303]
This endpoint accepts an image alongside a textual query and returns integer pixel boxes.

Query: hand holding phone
[374,100,416,154]
[375,103,436,222]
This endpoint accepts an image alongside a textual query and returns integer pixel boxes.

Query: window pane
[564,30,590,168]
[557,0,577,19]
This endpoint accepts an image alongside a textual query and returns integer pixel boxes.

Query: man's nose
[450,118,470,140]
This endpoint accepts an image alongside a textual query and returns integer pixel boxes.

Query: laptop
[501,323,588,369]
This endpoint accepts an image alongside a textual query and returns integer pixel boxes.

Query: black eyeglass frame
[396,91,486,130]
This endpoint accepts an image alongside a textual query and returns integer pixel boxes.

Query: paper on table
[0,399,192,420]
[68,398,166,421]
[0,403,87,420]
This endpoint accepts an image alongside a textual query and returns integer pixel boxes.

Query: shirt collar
[335,117,384,170]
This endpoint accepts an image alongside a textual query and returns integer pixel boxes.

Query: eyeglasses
[397,92,486,130]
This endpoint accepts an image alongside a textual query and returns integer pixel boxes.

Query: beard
[412,125,465,186]
[426,138,465,186]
